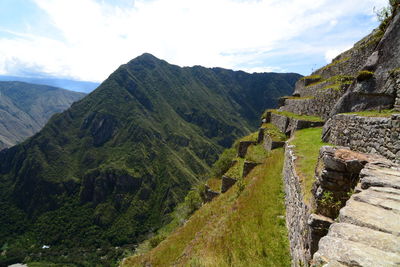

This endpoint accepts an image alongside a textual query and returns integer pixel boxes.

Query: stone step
[313,236,400,267]
[339,197,400,235]
[352,187,400,213]
[360,164,400,190]
[327,223,400,254]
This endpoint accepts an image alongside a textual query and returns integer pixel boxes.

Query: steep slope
[0,81,85,150]
[0,53,300,266]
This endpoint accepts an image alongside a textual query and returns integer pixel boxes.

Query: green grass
[225,158,245,179]
[122,149,290,267]
[269,109,324,122]
[390,67,400,77]
[246,144,269,163]
[290,128,331,203]
[356,70,374,81]
[299,74,321,81]
[240,131,259,142]
[320,57,350,72]
[261,123,287,142]
[206,177,222,192]
[342,109,399,117]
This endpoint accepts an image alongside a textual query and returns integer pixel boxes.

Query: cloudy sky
[0,0,388,82]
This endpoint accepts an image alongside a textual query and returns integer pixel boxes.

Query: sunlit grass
[290,127,330,203]
[122,149,290,267]
[341,109,398,117]
[269,109,324,122]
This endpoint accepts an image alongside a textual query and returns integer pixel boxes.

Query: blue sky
[0,0,388,82]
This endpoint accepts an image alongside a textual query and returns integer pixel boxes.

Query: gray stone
[221,175,237,193]
[242,161,259,177]
[203,185,220,202]
[339,198,400,235]
[328,223,400,254]
[237,141,255,158]
[313,236,400,267]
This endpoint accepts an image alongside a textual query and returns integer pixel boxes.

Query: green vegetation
[246,144,269,163]
[122,148,290,267]
[269,109,324,122]
[262,123,287,142]
[321,75,354,91]
[290,128,331,203]
[318,191,342,215]
[320,57,350,72]
[375,0,399,32]
[342,109,398,117]
[0,54,300,266]
[300,74,321,81]
[389,67,400,77]
[240,131,259,142]
[225,158,245,179]
[356,70,374,81]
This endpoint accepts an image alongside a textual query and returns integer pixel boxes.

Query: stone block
[242,161,259,177]
[221,175,237,193]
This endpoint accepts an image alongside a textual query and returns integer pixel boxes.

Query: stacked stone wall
[283,144,311,266]
[323,114,400,164]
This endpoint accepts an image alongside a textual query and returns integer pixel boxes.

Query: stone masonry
[312,161,400,267]
[323,114,400,164]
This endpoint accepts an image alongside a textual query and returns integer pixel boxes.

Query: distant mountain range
[0,53,301,266]
[0,75,100,93]
[0,81,85,150]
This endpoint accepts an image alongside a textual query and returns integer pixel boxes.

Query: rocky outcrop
[80,168,142,205]
[331,12,400,115]
[322,114,400,164]
[312,161,400,267]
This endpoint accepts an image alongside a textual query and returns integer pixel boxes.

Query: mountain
[0,53,300,266]
[0,81,85,150]
[0,75,100,93]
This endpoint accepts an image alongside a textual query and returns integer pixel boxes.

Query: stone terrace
[313,161,400,267]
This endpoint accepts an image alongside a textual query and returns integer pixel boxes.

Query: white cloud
[324,46,352,63]
[0,0,388,81]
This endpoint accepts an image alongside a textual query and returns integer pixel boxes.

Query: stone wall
[323,114,400,164]
[394,73,400,111]
[269,112,324,136]
[283,144,311,266]
[281,87,347,120]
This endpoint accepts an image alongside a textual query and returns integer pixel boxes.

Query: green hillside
[0,53,300,266]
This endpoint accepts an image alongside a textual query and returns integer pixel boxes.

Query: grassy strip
[246,144,269,163]
[269,109,324,122]
[290,128,331,203]
[320,57,350,72]
[206,177,222,192]
[341,109,399,117]
[122,148,290,267]
[262,123,287,142]
[240,131,258,142]
[225,158,245,179]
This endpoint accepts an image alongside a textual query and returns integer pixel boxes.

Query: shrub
[356,70,374,82]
